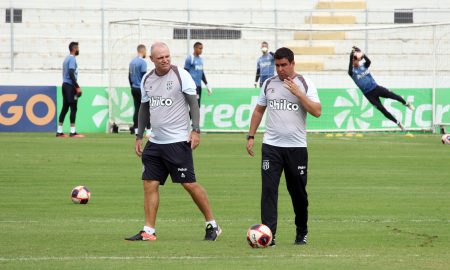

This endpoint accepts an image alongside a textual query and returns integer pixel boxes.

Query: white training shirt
[257,74,320,148]
[140,66,197,144]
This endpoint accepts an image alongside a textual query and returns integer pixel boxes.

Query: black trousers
[364,85,407,124]
[261,143,309,237]
[131,87,150,130]
[196,85,202,107]
[131,87,141,129]
[58,83,77,124]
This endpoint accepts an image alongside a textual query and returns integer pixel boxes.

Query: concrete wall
[1,0,450,88]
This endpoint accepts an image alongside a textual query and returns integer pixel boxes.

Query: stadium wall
[1,1,450,89]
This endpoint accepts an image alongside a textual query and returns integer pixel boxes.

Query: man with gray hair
[125,42,221,242]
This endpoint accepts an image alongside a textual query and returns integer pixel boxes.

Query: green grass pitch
[0,133,449,269]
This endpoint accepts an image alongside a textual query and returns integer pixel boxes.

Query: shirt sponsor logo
[356,68,370,80]
[149,96,173,107]
[177,168,187,172]
[262,160,270,170]
[260,61,272,68]
[268,99,300,111]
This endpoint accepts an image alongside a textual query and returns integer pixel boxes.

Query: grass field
[0,132,449,269]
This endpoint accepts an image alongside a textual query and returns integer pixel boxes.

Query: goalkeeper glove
[75,87,82,97]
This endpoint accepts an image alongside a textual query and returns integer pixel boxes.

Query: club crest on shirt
[166,81,174,91]
[262,160,270,170]
[267,88,275,93]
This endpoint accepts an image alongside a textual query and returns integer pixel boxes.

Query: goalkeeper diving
[348,46,414,130]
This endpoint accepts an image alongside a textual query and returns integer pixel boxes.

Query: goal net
[108,19,450,133]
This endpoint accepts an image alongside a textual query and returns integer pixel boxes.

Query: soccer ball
[441,134,450,144]
[71,186,91,204]
[246,224,273,248]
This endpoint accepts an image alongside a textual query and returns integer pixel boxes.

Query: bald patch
[150,42,169,55]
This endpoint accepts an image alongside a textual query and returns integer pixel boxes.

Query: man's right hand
[135,138,143,157]
[246,138,255,156]
[254,82,258,88]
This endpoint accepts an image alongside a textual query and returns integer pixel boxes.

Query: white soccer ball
[71,186,91,204]
[441,134,450,144]
[247,224,273,248]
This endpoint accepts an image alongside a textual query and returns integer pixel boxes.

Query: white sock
[206,220,217,228]
[143,225,155,235]
[57,125,63,133]
[135,128,138,134]
[70,126,76,133]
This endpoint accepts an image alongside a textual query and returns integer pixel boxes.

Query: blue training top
[350,64,378,94]
[184,54,204,87]
[257,53,275,77]
[129,56,148,88]
[62,55,77,85]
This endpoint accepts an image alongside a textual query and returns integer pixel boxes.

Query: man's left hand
[189,131,200,149]
[206,84,213,96]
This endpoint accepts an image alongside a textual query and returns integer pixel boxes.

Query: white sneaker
[398,122,406,131]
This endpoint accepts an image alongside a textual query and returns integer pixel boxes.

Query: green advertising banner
[56,87,109,133]
[435,88,450,125]
[199,88,449,132]
[56,87,449,133]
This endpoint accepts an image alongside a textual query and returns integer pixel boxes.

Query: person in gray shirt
[246,47,321,246]
[126,42,221,242]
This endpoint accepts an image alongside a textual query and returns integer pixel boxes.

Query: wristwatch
[246,135,255,140]
[192,128,201,134]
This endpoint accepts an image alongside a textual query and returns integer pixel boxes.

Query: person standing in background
[129,44,148,135]
[184,42,212,107]
[57,41,84,138]
[254,41,275,88]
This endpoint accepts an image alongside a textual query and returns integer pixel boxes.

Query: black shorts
[141,141,196,185]
[62,83,77,104]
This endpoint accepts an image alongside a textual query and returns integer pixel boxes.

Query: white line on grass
[85,218,449,224]
[0,220,38,223]
[0,254,405,262]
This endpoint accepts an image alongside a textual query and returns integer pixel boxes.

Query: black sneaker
[70,132,85,138]
[294,234,308,245]
[269,237,276,247]
[129,127,135,134]
[204,224,222,241]
[56,132,67,137]
[125,230,157,241]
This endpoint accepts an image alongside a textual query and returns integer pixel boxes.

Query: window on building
[394,9,413,24]
[173,28,241,39]
[5,9,22,23]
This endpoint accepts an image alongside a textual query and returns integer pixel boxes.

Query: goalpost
[108,19,450,133]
